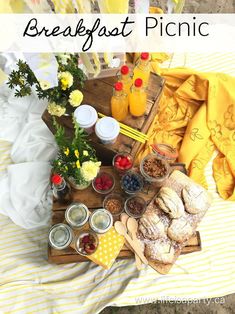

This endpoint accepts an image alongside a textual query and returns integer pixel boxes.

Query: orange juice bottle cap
[121,65,129,75]
[114,82,123,91]
[141,52,149,60]
[134,78,143,88]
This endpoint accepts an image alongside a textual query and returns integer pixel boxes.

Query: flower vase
[68,177,91,190]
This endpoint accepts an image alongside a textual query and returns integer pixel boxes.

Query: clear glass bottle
[111,81,128,122]
[129,78,147,117]
[120,65,132,96]
[133,52,150,87]
[52,174,72,204]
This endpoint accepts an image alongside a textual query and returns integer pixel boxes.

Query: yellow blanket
[137,57,235,201]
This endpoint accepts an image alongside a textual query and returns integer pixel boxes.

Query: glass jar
[140,154,170,187]
[120,171,144,195]
[103,193,125,217]
[92,172,115,195]
[124,196,147,218]
[48,223,74,250]
[89,209,113,234]
[73,231,99,256]
[151,143,178,163]
[65,203,90,229]
[112,152,133,175]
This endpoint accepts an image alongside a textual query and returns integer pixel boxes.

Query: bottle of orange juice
[111,82,128,122]
[133,52,150,87]
[129,78,147,117]
[120,65,132,96]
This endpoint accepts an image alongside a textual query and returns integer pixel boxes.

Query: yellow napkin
[136,61,235,201]
[87,227,125,269]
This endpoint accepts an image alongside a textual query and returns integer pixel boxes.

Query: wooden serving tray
[48,166,202,271]
[42,70,165,164]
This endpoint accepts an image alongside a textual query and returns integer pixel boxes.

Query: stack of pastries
[138,170,212,264]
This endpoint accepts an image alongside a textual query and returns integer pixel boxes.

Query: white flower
[81,161,101,182]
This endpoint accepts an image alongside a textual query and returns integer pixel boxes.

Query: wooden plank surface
[42,70,165,163]
[48,228,201,264]
[53,166,156,211]
[48,166,201,267]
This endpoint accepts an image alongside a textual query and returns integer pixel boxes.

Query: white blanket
[0,62,57,228]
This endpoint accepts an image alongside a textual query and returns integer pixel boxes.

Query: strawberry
[115,156,122,163]
[119,159,125,167]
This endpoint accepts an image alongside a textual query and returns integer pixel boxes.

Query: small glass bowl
[74,231,99,256]
[92,172,115,195]
[125,196,147,218]
[112,152,133,174]
[103,193,125,217]
[140,154,170,187]
[120,171,144,195]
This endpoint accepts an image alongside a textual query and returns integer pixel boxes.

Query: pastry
[144,238,175,264]
[167,218,194,243]
[155,187,185,219]
[182,184,211,214]
[139,210,165,240]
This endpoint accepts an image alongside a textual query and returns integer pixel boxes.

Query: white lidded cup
[74,104,98,134]
[95,117,120,145]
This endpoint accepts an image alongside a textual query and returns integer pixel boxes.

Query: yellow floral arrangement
[7,54,86,117]
[52,118,101,186]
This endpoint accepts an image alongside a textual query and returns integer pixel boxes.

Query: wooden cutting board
[48,166,202,272]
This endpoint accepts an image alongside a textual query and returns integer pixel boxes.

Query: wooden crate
[48,166,201,270]
[42,71,165,164]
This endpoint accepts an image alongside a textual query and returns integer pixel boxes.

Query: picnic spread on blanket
[1,50,235,313]
[0,1,235,313]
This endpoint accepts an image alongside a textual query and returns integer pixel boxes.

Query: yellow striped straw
[98,113,149,142]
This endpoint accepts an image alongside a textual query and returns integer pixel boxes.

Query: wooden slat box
[42,71,165,164]
[48,166,201,270]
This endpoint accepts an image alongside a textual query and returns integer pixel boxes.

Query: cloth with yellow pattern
[87,227,125,269]
[137,56,235,201]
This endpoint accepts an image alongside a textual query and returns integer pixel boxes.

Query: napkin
[87,227,125,269]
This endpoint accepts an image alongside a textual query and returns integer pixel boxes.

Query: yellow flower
[58,71,73,90]
[65,166,68,171]
[47,102,66,117]
[81,161,101,182]
[39,79,51,90]
[74,149,79,158]
[64,147,69,156]
[69,90,83,107]
[83,150,88,156]
[76,160,81,168]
